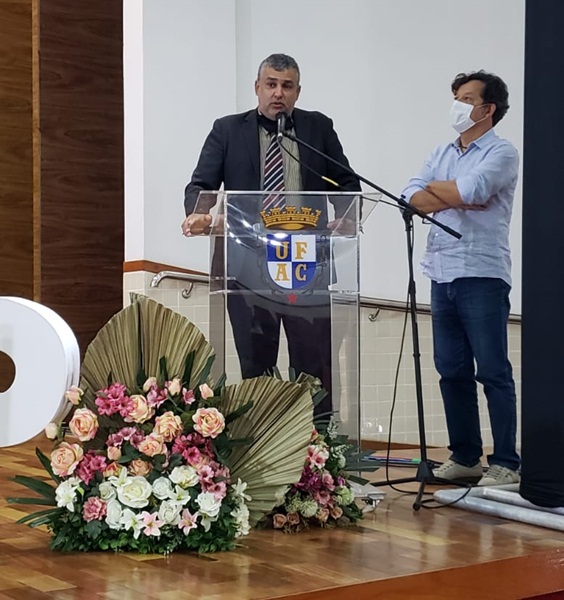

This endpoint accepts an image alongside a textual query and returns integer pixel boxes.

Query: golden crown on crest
[260,206,322,230]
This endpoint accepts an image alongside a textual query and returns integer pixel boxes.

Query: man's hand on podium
[327,217,356,235]
[181,214,213,236]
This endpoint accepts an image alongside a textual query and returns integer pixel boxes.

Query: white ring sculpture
[0,297,80,447]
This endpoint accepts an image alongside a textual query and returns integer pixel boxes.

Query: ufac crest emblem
[266,234,316,290]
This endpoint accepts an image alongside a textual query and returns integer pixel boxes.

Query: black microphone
[276,111,287,143]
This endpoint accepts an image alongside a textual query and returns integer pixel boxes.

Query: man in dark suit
[182,53,360,416]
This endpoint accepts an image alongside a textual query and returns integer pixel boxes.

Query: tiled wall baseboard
[124,271,522,449]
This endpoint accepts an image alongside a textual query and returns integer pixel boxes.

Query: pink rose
[154,411,183,442]
[124,394,154,424]
[317,508,330,523]
[287,512,300,526]
[65,385,84,406]
[192,407,225,439]
[69,408,99,442]
[128,459,152,477]
[273,514,287,529]
[199,383,214,399]
[138,433,166,457]
[83,497,107,522]
[51,442,84,477]
[330,506,343,520]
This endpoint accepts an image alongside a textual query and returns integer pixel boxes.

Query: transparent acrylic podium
[194,190,379,445]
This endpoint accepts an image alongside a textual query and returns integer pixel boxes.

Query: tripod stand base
[371,460,473,510]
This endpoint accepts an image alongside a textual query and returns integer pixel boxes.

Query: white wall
[124,0,238,269]
[124,0,525,311]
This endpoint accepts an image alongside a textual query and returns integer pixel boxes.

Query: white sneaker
[478,465,520,486]
[433,459,483,482]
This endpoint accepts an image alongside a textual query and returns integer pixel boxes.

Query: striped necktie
[262,134,285,210]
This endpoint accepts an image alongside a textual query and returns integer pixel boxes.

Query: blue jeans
[431,278,520,471]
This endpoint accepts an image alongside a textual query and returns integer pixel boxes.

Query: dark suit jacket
[184,107,361,217]
[183,108,361,302]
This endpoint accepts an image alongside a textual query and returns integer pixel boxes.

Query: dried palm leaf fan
[80,296,214,394]
[222,375,314,524]
[80,297,313,524]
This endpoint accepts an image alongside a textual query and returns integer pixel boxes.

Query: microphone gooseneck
[276,111,287,143]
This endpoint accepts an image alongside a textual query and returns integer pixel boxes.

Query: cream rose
[65,385,84,406]
[192,407,225,439]
[138,433,166,457]
[199,383,214,399]
[107,446,121,461]
[69,408,99,441]
[116,475,153,508]
[51,442,84,477]
[124,394,154,424]
[167,378,182,396]
[128,458,152,477]
[154,411,182,442]
[104,461,121,478]
[169,465,199,488]
[44,422,59,440]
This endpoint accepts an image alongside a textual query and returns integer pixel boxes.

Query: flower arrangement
[269,418,370,533]
[12,360,254,554]
[8,297,316,554]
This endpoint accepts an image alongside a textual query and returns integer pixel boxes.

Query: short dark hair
[257,53,300,83]
[452,70,510,126]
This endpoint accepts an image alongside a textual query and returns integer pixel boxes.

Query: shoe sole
[432,474,482,485]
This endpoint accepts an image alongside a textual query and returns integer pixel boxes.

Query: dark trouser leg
[283,304,332,418]
[453,278,520,470]
[227,293,281,379]
[432,280,483,466]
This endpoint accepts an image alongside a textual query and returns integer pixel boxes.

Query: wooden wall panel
[0,0,34,298]
[38,0,124,354]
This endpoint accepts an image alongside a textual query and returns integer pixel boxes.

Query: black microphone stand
[282,129,461,510]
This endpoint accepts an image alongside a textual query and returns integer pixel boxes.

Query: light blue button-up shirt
[402,129,519,287]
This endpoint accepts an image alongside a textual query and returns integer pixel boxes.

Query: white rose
[98,482,116,501]
[117,476,153,509]
[55,477,81,512]
[152,476,173,500]
[196,491,222,518]
[169,465,199,488]
[158,500,182,525]
[105,498,124,530]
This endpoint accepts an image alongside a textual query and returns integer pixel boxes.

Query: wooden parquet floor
[1,438,564,600]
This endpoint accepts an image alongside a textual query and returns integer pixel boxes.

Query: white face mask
[450,100,478,133]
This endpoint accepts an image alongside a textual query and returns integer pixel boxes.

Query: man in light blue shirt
[402,70,520,486]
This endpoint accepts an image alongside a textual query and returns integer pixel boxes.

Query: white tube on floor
[433,487,564,532]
